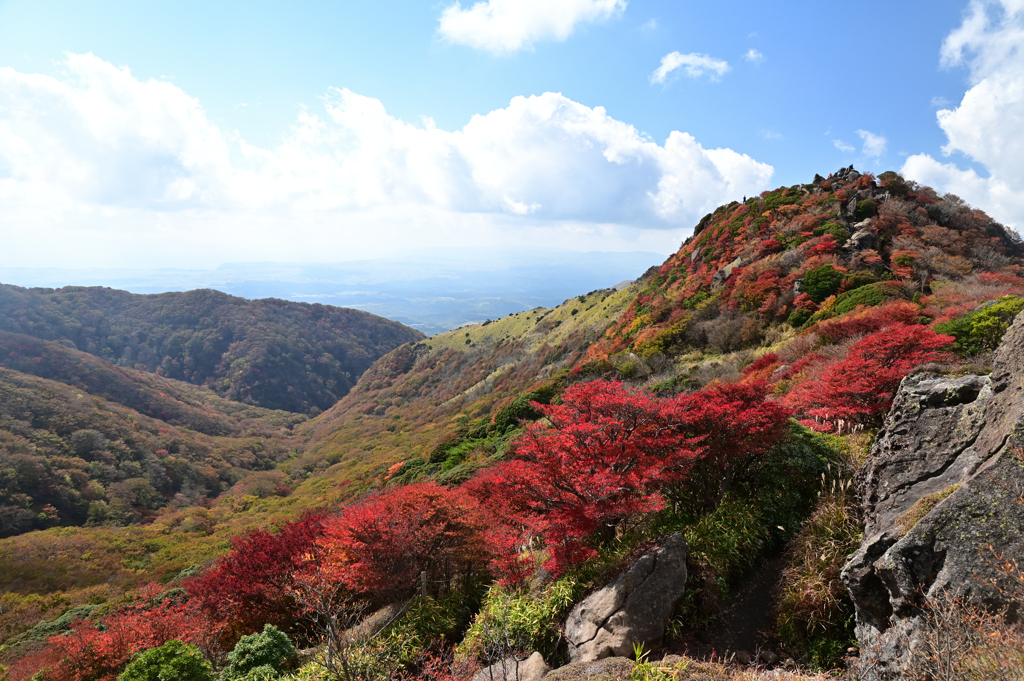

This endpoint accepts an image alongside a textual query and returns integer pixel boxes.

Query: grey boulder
[473,652,550,681]
[564,533,688,662]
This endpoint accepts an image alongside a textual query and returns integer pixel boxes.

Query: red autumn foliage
[742,353,783,378]
[784,323,954,432]
[793,293,819,312]
[813,301,921,342]
[186,513,326,634]
[756,237,784,256]
[315,482,487,601]
[9,584,221,681]
[467,379,790,581]
[805,235,837,257]
[671,381,792,512]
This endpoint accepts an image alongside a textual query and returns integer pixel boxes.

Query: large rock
[473,652,550,681]
[565,533,687,662]
[842,313,1024,673]
[542,657,634,681]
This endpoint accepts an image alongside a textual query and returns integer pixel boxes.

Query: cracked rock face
[564,533,687,663]
[842,313,1024,672]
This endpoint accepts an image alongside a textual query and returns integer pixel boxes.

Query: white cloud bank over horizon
[0,53,773,269]
[902,0,1024,231]
[437,0,626,54]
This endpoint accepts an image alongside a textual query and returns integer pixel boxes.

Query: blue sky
[0,0,1021,270]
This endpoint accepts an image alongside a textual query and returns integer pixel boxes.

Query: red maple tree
[186,513,326,634]
[314,482,487,602]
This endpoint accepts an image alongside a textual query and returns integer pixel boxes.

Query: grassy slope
[0,286,637,657]
[292,285,638,488]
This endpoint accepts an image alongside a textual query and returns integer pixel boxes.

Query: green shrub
[878,171,910,196]
[222,625,297,680]
[118,640,214,681]
[788,308,813,328]
[855,199,876,220]
[802,265,845,303]
[458,576,584,662]
[635,317,691,358]
[491,383,559,435]
[809,281,905,323]
[657,423,838,629]
[763,190,802,211]
[345,589,487,680]
[934,295,1024,355]
[813,221,851,247]
[236,666,279,681]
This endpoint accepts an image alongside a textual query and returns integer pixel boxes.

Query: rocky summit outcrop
[842,312,1024,671]
[564,533,688,662]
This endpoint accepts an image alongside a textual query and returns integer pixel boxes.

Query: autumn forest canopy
[3,167,1024,680]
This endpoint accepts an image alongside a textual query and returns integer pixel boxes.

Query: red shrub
[10,584,220,681]
[673,381,792,511]
[784,324,953,432]
[813,301,921,342]
[315,482,487,601]
[186,513,326,634]
[468,380,790,581]
[742,353,783,379]
[806,235,836,257]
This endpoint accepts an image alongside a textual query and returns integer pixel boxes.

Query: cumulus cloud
[651,52,730,84]
[902,0,1024,230]
[0,54,774,268]
[744,49,765,64]
[437,0,626,54]
[856,129,887,157]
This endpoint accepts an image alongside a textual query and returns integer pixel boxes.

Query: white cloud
[437,0,626,54]
[902,0,1024,230]
[833,139,856,153]
[0,54,774,268]
[744,49,765,64]
[651,52,730,84]
[641,18,658,30]
[856,129,887,157]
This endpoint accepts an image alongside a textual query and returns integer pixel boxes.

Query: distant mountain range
[0,249,662,335]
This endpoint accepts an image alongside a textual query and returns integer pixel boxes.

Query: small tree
[467,380,790,580]
[221,625,297,680]
[288,561,367,681]
[317,482,487,602]
[118,640,214,681]
[467,379,704,579]
[186,514,326,635]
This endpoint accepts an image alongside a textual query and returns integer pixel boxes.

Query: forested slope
[0,286,425,412]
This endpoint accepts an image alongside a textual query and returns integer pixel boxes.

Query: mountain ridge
[0,284,425,412]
